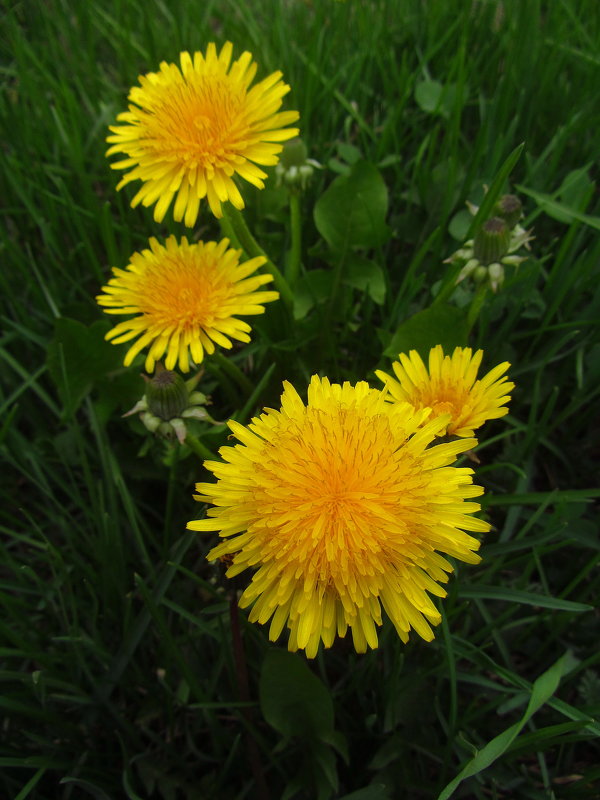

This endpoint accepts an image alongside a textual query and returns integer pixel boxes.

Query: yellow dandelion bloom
[376,345,514,438]
[96,235,279,373]
[188,375,489,658]
[106,42,300,225]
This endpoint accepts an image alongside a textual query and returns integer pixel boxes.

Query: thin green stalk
[431,260,463,307]
[222,204,294,310]
[287,191,302,289]
[163,444,180,550]
[229,592,270,800]
[213,350,254,397]
[466,283,488,332]
[185,433,216,462]
[219,213,243,251]
[388,226,441,329]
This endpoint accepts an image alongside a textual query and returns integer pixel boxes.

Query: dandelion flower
[106,43,300,225]
[97,235,279,373]
[188,376,489,658]
[376,345,514,438]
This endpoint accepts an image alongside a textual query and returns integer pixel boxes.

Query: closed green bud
[494,194,522,229]
[276,137,320,191]
[473,217,511,265]
[280,137,309,169]
[144,364,188,421]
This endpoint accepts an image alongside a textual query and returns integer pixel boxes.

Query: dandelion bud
[145,364,188,421]
[275,137,320,191]
[473,217,511,265]
[494,194,523,229]
[281,137,309,169]
[123,365,218,445]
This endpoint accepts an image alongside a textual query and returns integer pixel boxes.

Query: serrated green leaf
[384,304,468,359]
[259,649,334,739]
[94,369,145,426]
[46,317,123,418]
[314,161,390,251]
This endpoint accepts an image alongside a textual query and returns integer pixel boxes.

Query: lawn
[1,1,600,798]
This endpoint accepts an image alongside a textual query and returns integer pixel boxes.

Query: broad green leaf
[448,209,473,241]
[337,142,362,165]
[414,80,463,118]
[384,304,468,359]
[313,742,339,797]
[320,728,350,763]
[369,734,404,769]
[293,269,335,320]
[46,317,123,419]
[314,161,390,251]
[458,585,593,612]
[343,256,386,304]
[259,649,335,739]
[94,369,145,426]
[437,651,578,800]
[415,80,444,113]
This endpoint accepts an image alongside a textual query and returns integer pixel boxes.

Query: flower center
[416,383,469,422]
[145,77,248,166]
[136,253,232,328]
[253,408,417,589]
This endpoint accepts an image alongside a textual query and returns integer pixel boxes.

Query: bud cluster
[124,364,218,444]
[275,137,322,191]
[446,193,533,293]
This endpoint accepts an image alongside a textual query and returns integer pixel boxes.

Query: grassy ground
[2,0,600,798]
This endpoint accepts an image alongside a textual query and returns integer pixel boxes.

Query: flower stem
[467,283,488,333]
[431,261,463,307]
[219,213,243,251]
[213,350,254,397]
[229,592,270,800]
[184,433,215,462]
[287,192,302,289]
[223,204,294,310]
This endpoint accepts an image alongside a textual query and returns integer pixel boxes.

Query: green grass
[2,0,600,797]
